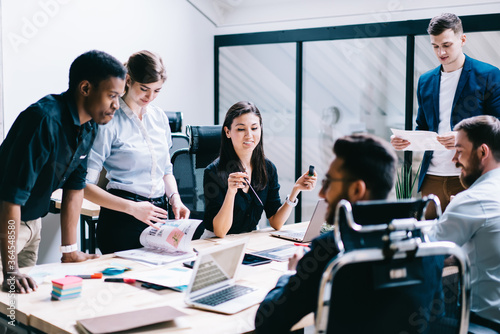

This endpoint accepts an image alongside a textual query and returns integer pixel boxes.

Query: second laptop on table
[184,238,265,314]
[270,199,328,243]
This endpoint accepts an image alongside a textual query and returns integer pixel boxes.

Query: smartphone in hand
[308,165,315,176]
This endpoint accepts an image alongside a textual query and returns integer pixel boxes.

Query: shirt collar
[62,90,82,127]
[469,167,500,189]
[119,97,136,119]
[119,97,151,119]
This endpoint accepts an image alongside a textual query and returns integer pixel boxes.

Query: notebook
[184,238,265,314]
[76,305,186,334]
[270,199,328,242]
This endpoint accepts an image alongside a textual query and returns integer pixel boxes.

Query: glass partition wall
[301,37,406,219]
[219,44,297,225]
[216,14,500,225]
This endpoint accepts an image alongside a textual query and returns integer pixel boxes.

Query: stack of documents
[51,276,82,300]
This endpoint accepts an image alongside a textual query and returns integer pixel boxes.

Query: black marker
[104,278,136,284]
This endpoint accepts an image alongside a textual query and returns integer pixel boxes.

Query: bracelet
[168,192,179,205]
[285,195,298,207]
[59,243,78,253]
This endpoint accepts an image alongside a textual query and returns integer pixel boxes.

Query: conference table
[0,223,314,334]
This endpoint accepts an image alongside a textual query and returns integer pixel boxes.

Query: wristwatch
[285,195,299,207]
[59,244,78,253]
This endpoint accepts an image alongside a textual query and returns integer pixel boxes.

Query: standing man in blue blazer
[391,13,500,216]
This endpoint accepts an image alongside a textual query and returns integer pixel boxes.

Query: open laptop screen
[190,241,246,293]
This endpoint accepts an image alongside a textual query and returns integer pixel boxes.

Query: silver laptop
[184,238,265,314]
[270,199,328,242]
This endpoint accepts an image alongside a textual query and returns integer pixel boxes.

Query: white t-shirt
[427,68,463,176]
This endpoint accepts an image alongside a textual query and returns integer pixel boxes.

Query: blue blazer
[415,55,500,191]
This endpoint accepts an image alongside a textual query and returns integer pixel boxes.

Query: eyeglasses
[321,175,356,189]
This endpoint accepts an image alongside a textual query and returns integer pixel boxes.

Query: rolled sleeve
[86,125,112,185]
[63,159,87,190]
[164,154,173,175]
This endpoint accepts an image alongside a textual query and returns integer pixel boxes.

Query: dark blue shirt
[0,91,97,221]
[255,231,444,333]
[203,158,282,234]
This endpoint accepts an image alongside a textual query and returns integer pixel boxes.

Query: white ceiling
[186,0,500,27]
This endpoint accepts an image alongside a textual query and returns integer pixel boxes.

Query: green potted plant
[395,160,421,199]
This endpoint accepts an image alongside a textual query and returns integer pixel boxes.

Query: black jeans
[96,189,167,254]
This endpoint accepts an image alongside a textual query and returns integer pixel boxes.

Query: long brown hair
[218,101,268,191]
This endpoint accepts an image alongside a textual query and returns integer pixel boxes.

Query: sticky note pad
[52,276,83,289]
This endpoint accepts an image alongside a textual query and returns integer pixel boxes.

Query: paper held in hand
[115,219,202,265]
[391,128,455,151]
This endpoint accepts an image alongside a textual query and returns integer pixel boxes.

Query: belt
[109,189,166,207]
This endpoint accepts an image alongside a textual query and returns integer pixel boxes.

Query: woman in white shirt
[85,50,189,254]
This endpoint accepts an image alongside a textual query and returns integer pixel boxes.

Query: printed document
[391,128,452,151]
[115,219,202,265]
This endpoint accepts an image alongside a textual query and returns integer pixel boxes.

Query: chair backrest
[333,195,442,252]
[186,125,222,168]
[171,148,197,214]
[171,125,222,221]
[171,133,190,157]
[315,240,471,334]
[165,111,183,133]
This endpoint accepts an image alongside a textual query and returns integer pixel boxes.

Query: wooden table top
[0,223,314,334]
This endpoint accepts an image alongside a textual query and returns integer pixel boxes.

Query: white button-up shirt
[86,98,173,199]
[429,167,500,324]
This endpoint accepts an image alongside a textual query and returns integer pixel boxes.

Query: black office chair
[315,199,471,334]
[170,133,190,157]
[165,111,189,156]
[334,195,442,252]
[186,125,222,169]
[165,111,183,133]
[171,125,222,222]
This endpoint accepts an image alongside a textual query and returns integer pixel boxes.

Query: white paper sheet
[391,128,451,151]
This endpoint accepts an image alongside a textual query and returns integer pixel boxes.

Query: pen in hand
[244,177,264,207]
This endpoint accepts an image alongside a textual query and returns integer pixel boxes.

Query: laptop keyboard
[193,285,255,306]
[192,260,227,291]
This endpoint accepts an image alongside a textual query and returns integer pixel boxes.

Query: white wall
[1,0,216,263]
[2,0,216,133]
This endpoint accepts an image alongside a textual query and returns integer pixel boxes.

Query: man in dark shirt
[255,134,444,333]
[0,50,126,293]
